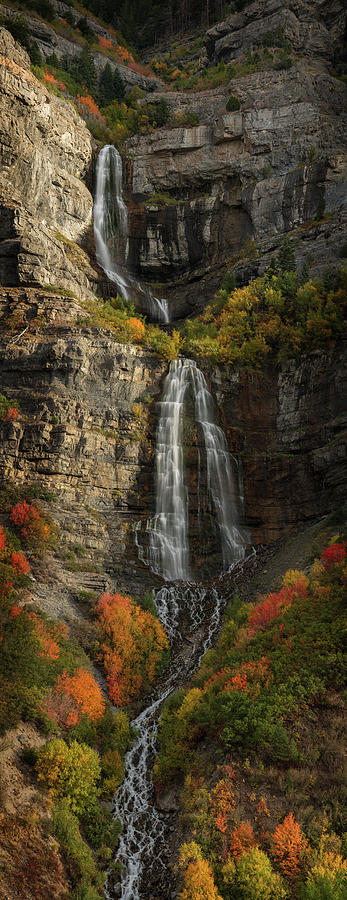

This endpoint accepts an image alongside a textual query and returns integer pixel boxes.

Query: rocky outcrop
[126,59,347,316]
[206,0,346,63]
[0,27,99,299]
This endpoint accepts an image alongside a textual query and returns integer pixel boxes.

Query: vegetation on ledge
[181,250,346,369]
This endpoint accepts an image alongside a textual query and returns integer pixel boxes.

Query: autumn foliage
[96,591,168,705]
[179,843,223,900]
[10,500,51,545]
[28,612,61,660]
[42,668,105,728]
[126,316,146,342]
[320,542,346,570]
[77,92,106,123]
[271,812,310,879]
[229,821,258,860]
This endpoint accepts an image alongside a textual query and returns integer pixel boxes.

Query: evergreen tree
[99,61,114,104]
[277,235,296,272]
[113,66,125,101]
[78,45,97,96]
[29,41,42,68]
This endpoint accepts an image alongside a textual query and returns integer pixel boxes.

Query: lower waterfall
[94,145,169,324]
[109,357,250,898]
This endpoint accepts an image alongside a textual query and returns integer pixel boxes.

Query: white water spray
[94,145,169,323]
[139,358,249,580]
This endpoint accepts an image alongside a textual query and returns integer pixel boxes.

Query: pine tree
[113,66,125,101]
[99,61,114,104]
[78,45,97,96]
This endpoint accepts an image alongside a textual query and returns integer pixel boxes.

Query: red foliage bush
[321,542,346,570]
[10,500,51,545]
[4,407,19,421]
[0,526,6,554]
[10,551,30,575]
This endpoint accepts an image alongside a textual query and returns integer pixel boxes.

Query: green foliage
[226,95,241,112]
[52,799,104,897]
[36,738,101,814]
[300,873,347,900]
[223,847,288,899]
[181,262,346,368]
[82,295,182,360]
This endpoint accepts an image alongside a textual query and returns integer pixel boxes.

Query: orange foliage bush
[4,407,19,421]
[229,821,258,859]
[245,583,307,637]
[271,812,310,879]
[96,591,168,705]
[77,93,106,124]
[43,668,105,728]
[210,767,235,833]
[126,317,146,342]
[98,35,113,49]
[28,612,60,660]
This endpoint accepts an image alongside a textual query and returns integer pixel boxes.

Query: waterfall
[112,356,251,898]
[139,358,249,580]
[94,145,169,323]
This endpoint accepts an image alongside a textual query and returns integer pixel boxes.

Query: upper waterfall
[137,358,250,581]
[93,145,169,323]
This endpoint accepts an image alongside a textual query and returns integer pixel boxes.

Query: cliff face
[126,55,346,316]
[0,28,98,300]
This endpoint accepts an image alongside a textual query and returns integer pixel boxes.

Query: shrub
[179,842,223,900]
[36,739,101,814]
[320,543,346,570]
[223,847,288,899]
[271,813,310,879]
[52,799,103,892]
[96,591,169,705]
[229,821,258,859]
[42,669,105,728]
[10,500,51,546]
[226,95,241,112]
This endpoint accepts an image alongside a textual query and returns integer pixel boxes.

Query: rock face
[0,287,166,599]
[126,59,347,317]
[210,347,347,545]
[206,0,346,63]
[0,27,98,299]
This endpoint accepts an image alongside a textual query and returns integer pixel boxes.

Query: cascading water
[110,357,250,899]
[137,358,249,580]
[94,145,169,323]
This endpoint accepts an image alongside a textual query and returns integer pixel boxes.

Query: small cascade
[111,585,223,900]
[137,358,249,580]
[93,145,169,323]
